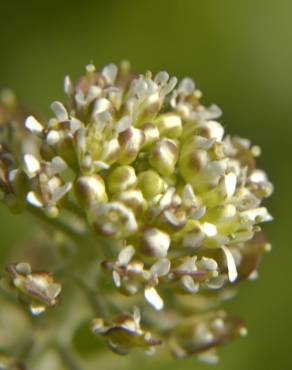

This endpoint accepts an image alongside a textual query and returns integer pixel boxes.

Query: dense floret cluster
[0,63,273,368]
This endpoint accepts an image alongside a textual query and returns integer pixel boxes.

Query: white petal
[25,115,43,134]
[87,86,101,102]
[204,121,224,141]
[46,283,62,299]
[64,75,73,95]
[51,101,68,121]
[27,191,43,207]
[144,287,164,311]
[154,71,169,85]
[204,104,222,120]
[221,245,238,283]
[241,207,273,223]
[115,116,132,133]
[182,184,197,207]
[70,118,83,133]
[159,187,175,210]
[178,78,195,95]
[46,130,60,146]
[102,63,118,84]
[161,76,177,95]
[92,98,111,116]
[24,154,40,174]
[132,78,148,98]
[200,257,218,271]
[51,156,67,174]
[118,245,135,265]
[52,183,72,203]
[112,271,121,287]
[181,275,199,294]
[249,169,268,183]
[75,90,86,107]
[202,222,217,237]
[150,258,170,277]
[224,172,237,198]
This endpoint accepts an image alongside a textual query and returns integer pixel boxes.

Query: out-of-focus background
[0,1,291,369]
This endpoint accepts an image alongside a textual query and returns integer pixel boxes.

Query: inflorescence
[0,62,273,368]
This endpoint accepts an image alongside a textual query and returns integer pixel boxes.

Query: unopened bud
[141,228,170,258]
[74,175,107,208]
[137,170,164,199]
[118,127,145,164]
[107,165,136,194]
[149,139,178,177]
[156,113,182,138]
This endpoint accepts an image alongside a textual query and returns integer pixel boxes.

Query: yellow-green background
[0,1,291,369]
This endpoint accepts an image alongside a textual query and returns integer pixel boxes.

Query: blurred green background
[0,1,291,369]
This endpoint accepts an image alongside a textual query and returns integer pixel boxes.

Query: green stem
[27,205,85,244]
[63,199,85,219]
[57,345,83,370]
[71,272,108,316]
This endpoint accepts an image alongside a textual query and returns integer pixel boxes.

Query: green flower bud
[74,174,107,208]
[149,139,178,177]
[155,113,182,138]
[141,123,160,146]
[137,169,164,199]
[118,127,145,164]
[107,165,136,194]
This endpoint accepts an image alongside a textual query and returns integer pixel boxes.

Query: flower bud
[179,142,208,185]
[149,139,178,177]
[107,165,136,194]
[118,127,145,164]
[91,309,161,355]
[170,311,246,360]
[141,123,160,146]
[74,174,107,208]
[141,228,170,258]
[116,189,144,213]
[6,262,61,315]
[102,138,120,165]
[155,113,182,138]
[137,170,164,199]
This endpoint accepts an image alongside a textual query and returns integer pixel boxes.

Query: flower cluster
[91,307,161,355]
[0,62,273,366]
[6,262,61,315]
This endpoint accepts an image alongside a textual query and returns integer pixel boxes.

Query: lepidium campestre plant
[0,62,273,369]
